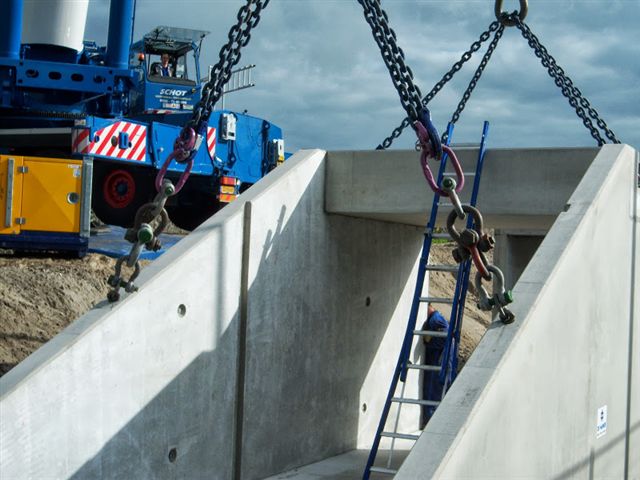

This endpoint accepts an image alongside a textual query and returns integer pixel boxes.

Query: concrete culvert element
[0,145,637,480]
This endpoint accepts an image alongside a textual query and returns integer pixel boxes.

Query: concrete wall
[0,149,426,479]
[493,229,546,288]
[1,189,246,479]
[398,145,640,479]
[326,147,598,229]
[236,150,425,478]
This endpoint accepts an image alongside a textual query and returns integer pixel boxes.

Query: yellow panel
[21,157,83,233]
[0,155,24,235]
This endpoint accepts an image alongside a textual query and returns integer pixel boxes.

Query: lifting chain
[376,20,502,150]
[357,0,442,160]
[190,0,271,129]
[107,0,270,301]
[359,0,515,324]
[510,14,620,146]
[444,24,505,142]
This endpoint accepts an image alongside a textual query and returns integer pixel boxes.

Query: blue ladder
[363,121,491,478]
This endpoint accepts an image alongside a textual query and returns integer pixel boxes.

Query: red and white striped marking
[142,109,175,115]
[207,127,217,160]
[71,128,91,154]
[72,121,147,161]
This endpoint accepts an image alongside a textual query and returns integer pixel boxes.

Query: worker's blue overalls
[420,309,450,429]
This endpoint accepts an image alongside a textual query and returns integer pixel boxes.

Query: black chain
[190,0,270,129]
[444,24,505,141]
[357,0,425,123]
[108,0,270,301]
[513,16,620,145]
[377,20,501,150]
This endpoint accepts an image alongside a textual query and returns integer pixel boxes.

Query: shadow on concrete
[551,421,639,480]
[69,166,422,479]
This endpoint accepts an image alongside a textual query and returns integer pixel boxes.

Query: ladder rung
[419,296,454,304]
[425,264,458,272]
[430,232,451,239]
[381,432,420,441]
[369,466,398,475]
[391,397,440,407]
[444,172,476,176]
[407,363,442,372]
[413,329,448,338]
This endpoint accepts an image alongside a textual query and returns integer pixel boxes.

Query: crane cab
[129,26,209,118]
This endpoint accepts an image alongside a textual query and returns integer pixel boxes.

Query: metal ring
[495,0,528,26]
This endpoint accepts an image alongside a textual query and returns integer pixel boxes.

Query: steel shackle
[474,264,515,324]
[446,205,492,279]
[446,205,484,243]
[441,177,465,219]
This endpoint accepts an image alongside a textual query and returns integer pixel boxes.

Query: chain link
[444,24,505,140]
[377,21,501,150]
[191,0,271,129]
[357,0,425,123]
[357,0,443,160]
[512,16,620,145]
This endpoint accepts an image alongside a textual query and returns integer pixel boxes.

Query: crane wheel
[92,164,154,228]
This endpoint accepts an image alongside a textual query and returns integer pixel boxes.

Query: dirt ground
[0,252,118,376]
[0,242,491,378]
[425,243,492,368]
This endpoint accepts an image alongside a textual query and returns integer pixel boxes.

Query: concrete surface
[264,448,410,480]
[326,147,598,230]
[493,229,546,288]
[236,152,426,479]
[397,144,639,479]
[1,144,637,479]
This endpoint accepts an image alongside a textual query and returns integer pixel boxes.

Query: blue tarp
[88,226,184,260]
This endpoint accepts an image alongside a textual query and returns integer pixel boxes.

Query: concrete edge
[0,148,327,399]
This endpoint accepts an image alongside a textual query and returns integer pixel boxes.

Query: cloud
[85,0,639,151]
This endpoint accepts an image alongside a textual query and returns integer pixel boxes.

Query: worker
[152,53,174,77]
[420,304,450,429]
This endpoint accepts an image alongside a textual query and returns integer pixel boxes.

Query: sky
[85,0,639,152]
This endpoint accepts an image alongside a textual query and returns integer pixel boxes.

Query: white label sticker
[596,405,607,438]
[68,165,81,178]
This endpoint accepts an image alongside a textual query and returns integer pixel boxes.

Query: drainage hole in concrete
[168,447,177,463]
[362,403,367,413]
[177,304,187,317]
[365,297,371,307]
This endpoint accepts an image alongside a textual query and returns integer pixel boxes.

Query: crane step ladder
[363,121,490,479]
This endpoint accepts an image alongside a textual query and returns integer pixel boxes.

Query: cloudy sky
[85,0,639,152]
